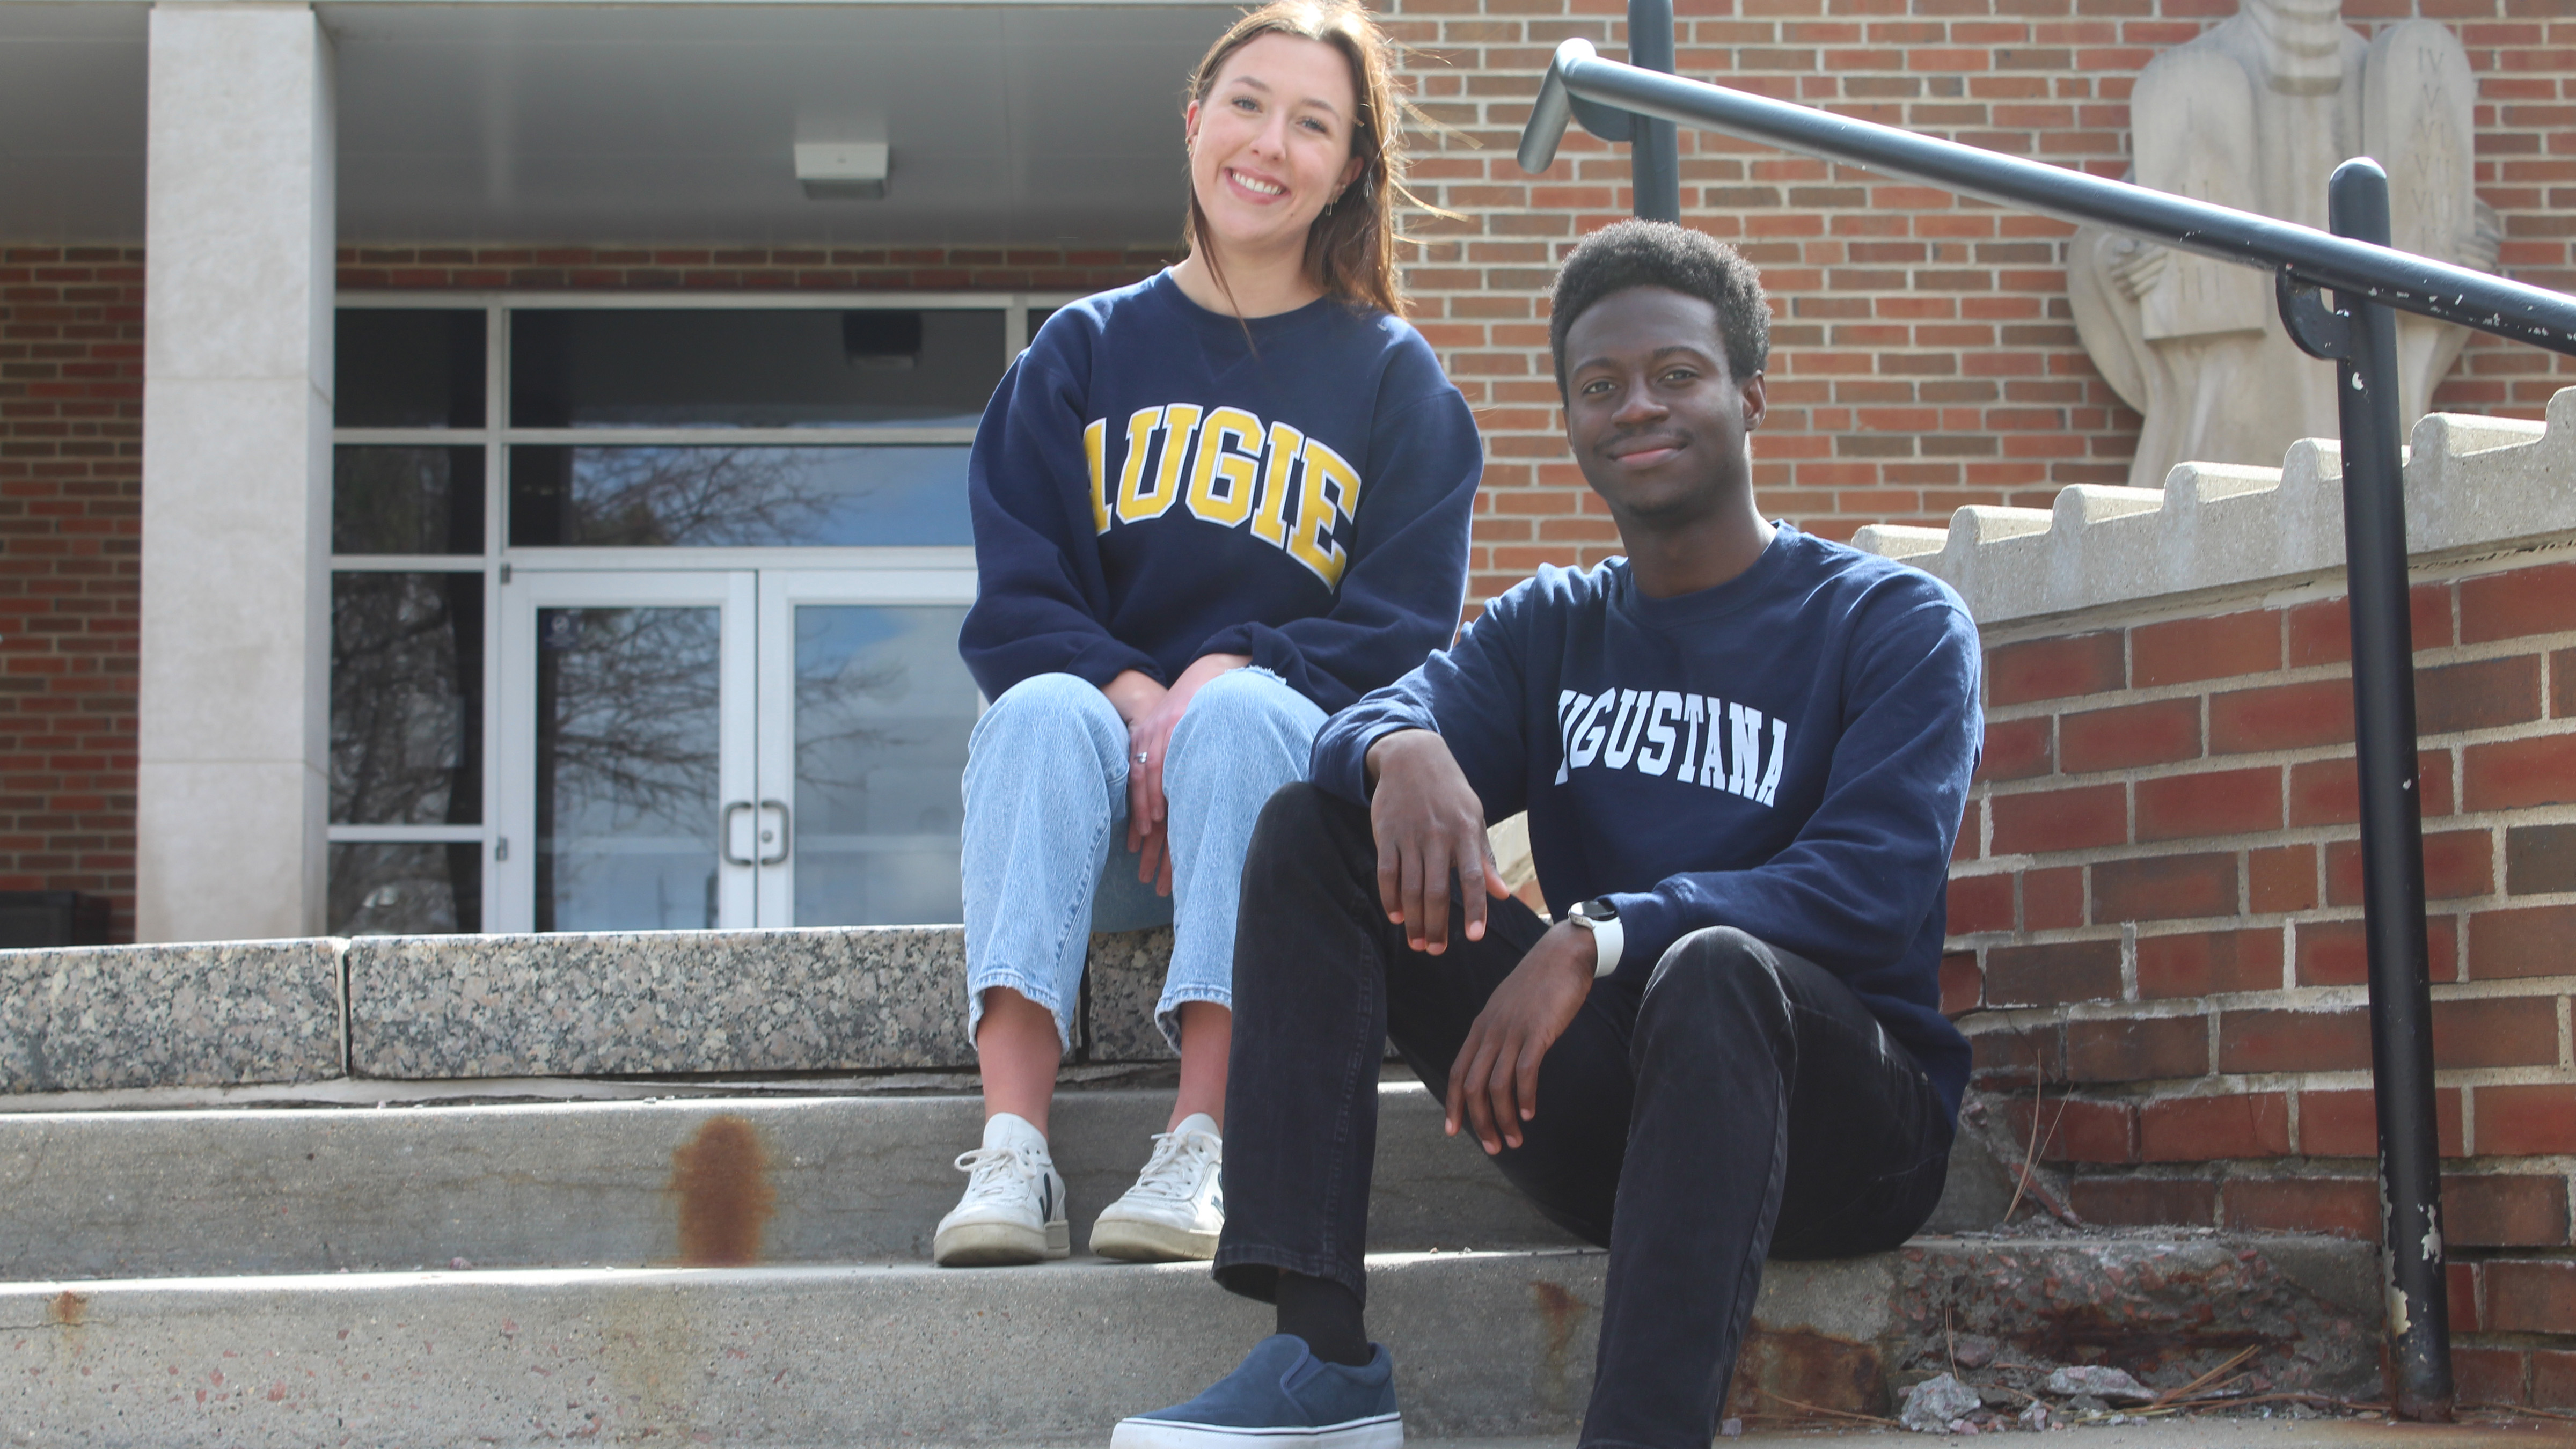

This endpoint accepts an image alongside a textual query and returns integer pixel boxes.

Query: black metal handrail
[1520,34,2576,1425]
[1521,39,2576,354]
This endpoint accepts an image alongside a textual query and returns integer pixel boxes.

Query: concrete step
[0,1084,1579,1281]
[1,1235,2384,1447]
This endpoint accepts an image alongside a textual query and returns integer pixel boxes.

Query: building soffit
[0,1,1233,248]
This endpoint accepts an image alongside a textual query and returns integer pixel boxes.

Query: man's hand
[1365,729,1509,954]
[1446,922,1595,1154]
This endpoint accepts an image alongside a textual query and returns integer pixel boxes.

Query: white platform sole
[1109,1410,1401,1448]
[1089,1213,1221,1262]
[931,1216,1070,1267]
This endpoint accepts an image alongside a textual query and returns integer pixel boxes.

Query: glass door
[495,570,759,932]
[754,570,980,927]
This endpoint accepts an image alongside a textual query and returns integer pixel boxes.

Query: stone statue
[2069,0,2497,489]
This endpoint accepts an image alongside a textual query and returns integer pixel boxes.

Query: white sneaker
[934,1112,1070,1267]
[1091,1113,1224,1263]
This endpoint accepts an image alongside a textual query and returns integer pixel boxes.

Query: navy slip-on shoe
[1110,1334,1401,1448]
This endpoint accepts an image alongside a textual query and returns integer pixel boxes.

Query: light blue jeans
[961,668,1327,1055]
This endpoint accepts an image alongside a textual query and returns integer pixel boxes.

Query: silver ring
[1135,751,1151,764]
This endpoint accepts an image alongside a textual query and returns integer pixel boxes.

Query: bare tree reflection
[550,448,850,547]
[329,573,482,933]
[533,606,723,931]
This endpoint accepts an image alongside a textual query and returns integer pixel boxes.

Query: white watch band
[1588,914,1623,978]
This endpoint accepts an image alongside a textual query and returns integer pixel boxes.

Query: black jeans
[1216,785,1955,1449]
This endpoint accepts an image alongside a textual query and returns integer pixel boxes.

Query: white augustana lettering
[1086,402,1362,589]
[1556,685,1790,807]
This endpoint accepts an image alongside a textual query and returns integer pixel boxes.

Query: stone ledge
[1855,387,2575,627]
[1,925,1176,1093]
[0,939,341,1094]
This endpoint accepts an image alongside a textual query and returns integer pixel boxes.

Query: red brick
[2452,1263,2486,1336]
[1946,873,2015,935]
[2009,1096,2136,1164]
[2299,1087,2467,1158]
[2134,767,2281,843]
[2416,654,2544,736]
[2217,1007,2370,1074]
[2446,1174,2572,1249]
[1939,951,1982,1017]
[2295,914,2461,986]
[1984,939,2119,1007]
[2248,844,2318,914]
[2131,610,2281,687]
[2221,1176,2375,1236]
[2287,750,2455,824]
[2059,698,2199,773]
[2485,1260,2576,1336]
[2288,586,2455,662]
[2464,733,2576,811]
[2135,928,2282,999]
[2325,829,2492,905]
[2468,905,2576,980]
[2506,823,2576,896]
[1968,1026,2062,1089]
[1990,784,2125,855]
[2453,1346,2525,1408]
[2557,647,2576,720]
[2140,1093,2290,1162]
[2022,867,2082,929]
[1987,632,2123,707]
[2432,996,2563,1071]
[2090,852,2236,923]
[2066,1015,2208,1084]
[2208,679,2354,754]
[2476,1085,2576,1157]
[2069,1175,2217,1228]
[2461,561,2576,644]
[2534,1351,2576,1411]
[1975,715,2052,781]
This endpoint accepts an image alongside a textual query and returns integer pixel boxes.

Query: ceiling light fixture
[796,142,889,201]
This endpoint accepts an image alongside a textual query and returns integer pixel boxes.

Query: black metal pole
[1627,0,1679,223]
[2315,157,2451,1423]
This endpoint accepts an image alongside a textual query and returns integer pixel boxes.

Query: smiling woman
[937,0,1483,1295]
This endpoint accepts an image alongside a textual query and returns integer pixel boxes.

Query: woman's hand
[1113,653,1253,895]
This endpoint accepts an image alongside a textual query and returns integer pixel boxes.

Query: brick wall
[0,247,143,943]
[1944,551,2576,1409]
[1381,0,2576,604]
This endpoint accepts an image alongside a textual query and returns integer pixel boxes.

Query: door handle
[721,800,757,866]
[757,799,792,866]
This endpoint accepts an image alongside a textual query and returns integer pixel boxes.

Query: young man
[1113,221,1982,1449]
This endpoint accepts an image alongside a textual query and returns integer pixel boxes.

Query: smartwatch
[1566,897,1623,978]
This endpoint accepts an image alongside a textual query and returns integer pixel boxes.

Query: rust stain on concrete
[47,1291,84,1327]
[1531,1278,1592,1413]
[669,1115,776,1267]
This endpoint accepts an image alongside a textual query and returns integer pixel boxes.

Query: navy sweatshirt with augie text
[959,272,1482,713]
[1311,527,1983,1120]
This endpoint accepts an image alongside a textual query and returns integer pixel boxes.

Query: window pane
[329,843,482,935]
[509,309,1005,429]
[791,604,976,926]
[334,447,486,555]
[337,310,486,428]
[1026,308,1057,344]
[509,445,970,547]
[331,572,485,825]
[535,605,722,933]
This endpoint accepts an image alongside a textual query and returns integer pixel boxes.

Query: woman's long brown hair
[1182,0,1432,318]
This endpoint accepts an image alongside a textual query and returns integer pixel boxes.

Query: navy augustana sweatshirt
[1313,527,1983,1119]
[958,273,1482,713]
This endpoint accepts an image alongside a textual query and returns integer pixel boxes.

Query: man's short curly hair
[1549,221,1769,396]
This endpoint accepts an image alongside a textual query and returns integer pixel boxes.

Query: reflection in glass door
[497,572,758,932]
[496,568,977,934]
[756,572,979,927]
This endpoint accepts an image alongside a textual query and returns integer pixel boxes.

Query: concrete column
[137,3,335,942]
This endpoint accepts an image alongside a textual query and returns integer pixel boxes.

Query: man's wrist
[1565,897,1623,978]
